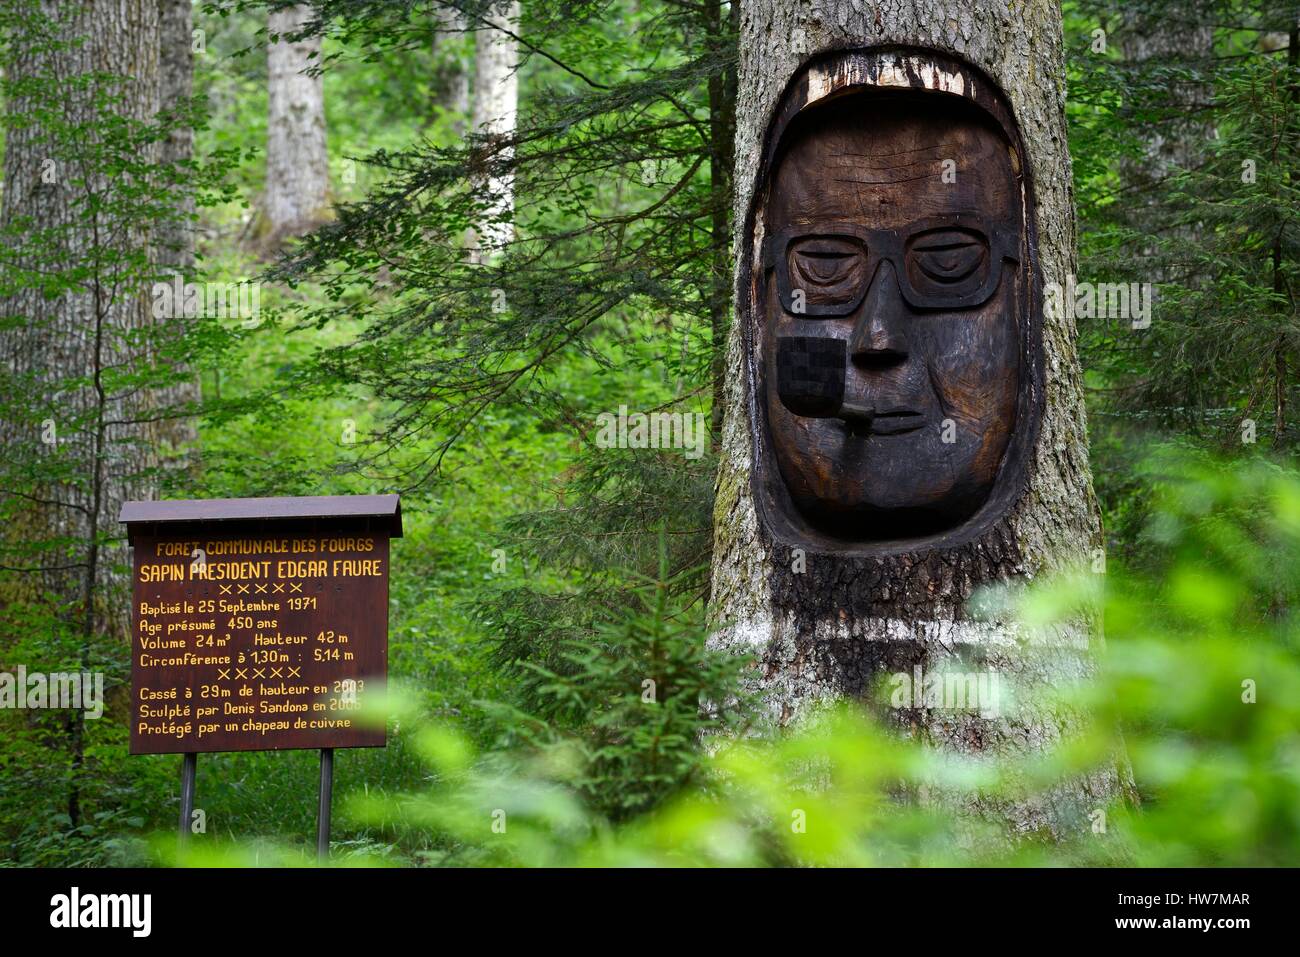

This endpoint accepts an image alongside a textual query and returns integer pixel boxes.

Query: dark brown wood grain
[748,71,1042,555]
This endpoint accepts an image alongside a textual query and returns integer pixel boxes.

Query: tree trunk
[1116,11,1215,190]
[1,0,162,605]
[706,0,738,445]
[265,3,329,243]
[1275,21,1298,447]
[467,0,520,263]
[0,0,163,827]
[157,0,200,452]
[709,0,1129,839]
[159,0,195,271]
[433,3,471,132]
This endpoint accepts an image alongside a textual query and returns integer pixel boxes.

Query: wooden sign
[120,495,400,755]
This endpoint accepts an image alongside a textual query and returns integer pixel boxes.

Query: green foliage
[482,550,753,821]
[226,449,1297,868]
[251,0,732,590]
[1024,446,1300,865]
[4,0,1299,870]
[1068,1,1300,448]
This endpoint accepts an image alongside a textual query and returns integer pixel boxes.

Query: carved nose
[849,259,909,367]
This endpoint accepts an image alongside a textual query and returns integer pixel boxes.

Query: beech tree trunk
[265,3,329,243]
[159,0,195,271]
[1113,10,1214,292]
[1117,11,1214,189]
[157,0,200,451]
[709,0,1129,839]
[467,0,520,262]
[0,0,163,827]
[0,0,161,601]
[434,3,471,131]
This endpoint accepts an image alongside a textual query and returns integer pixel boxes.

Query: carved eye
[787,237,870,308]
[907,229,988,286]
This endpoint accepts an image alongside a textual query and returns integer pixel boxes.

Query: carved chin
[768,416,1010,538]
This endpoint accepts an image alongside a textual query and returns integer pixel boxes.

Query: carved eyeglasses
[762,213,1022,315]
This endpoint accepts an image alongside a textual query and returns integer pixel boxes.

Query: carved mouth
[869,410,925,435]
[838,400,925,436]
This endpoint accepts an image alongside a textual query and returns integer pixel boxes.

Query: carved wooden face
[761,90,1026,542]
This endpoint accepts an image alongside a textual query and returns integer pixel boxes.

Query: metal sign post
[317,747,334,863]
[178,752,197,845]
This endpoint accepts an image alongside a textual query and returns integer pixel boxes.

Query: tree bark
[706,0,738,445]
[159,0,196,271]
[157,0,200,451]
[709,0,1129,839]
[433,3,471,132]
[0,0,163,827]
[1274,21,1298,447]
[1,0,162,601]
[265,3,329,243]
[1116,11,1215,190]
[467,0,520,263]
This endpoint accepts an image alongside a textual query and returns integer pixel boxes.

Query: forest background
[1,0,1299,867]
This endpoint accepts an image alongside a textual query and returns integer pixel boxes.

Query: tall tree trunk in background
[1113,8,1215,382]
[467,0,519,263]
[158,0,199,450]
[709,0,1129,840]
[704,0,737,444]
[1277,22,1299,445]
[1116,12,1215,194]
[159,0,196,272]
[0,0,162,827]
[433,3,471,132]
[265,3,329,243]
